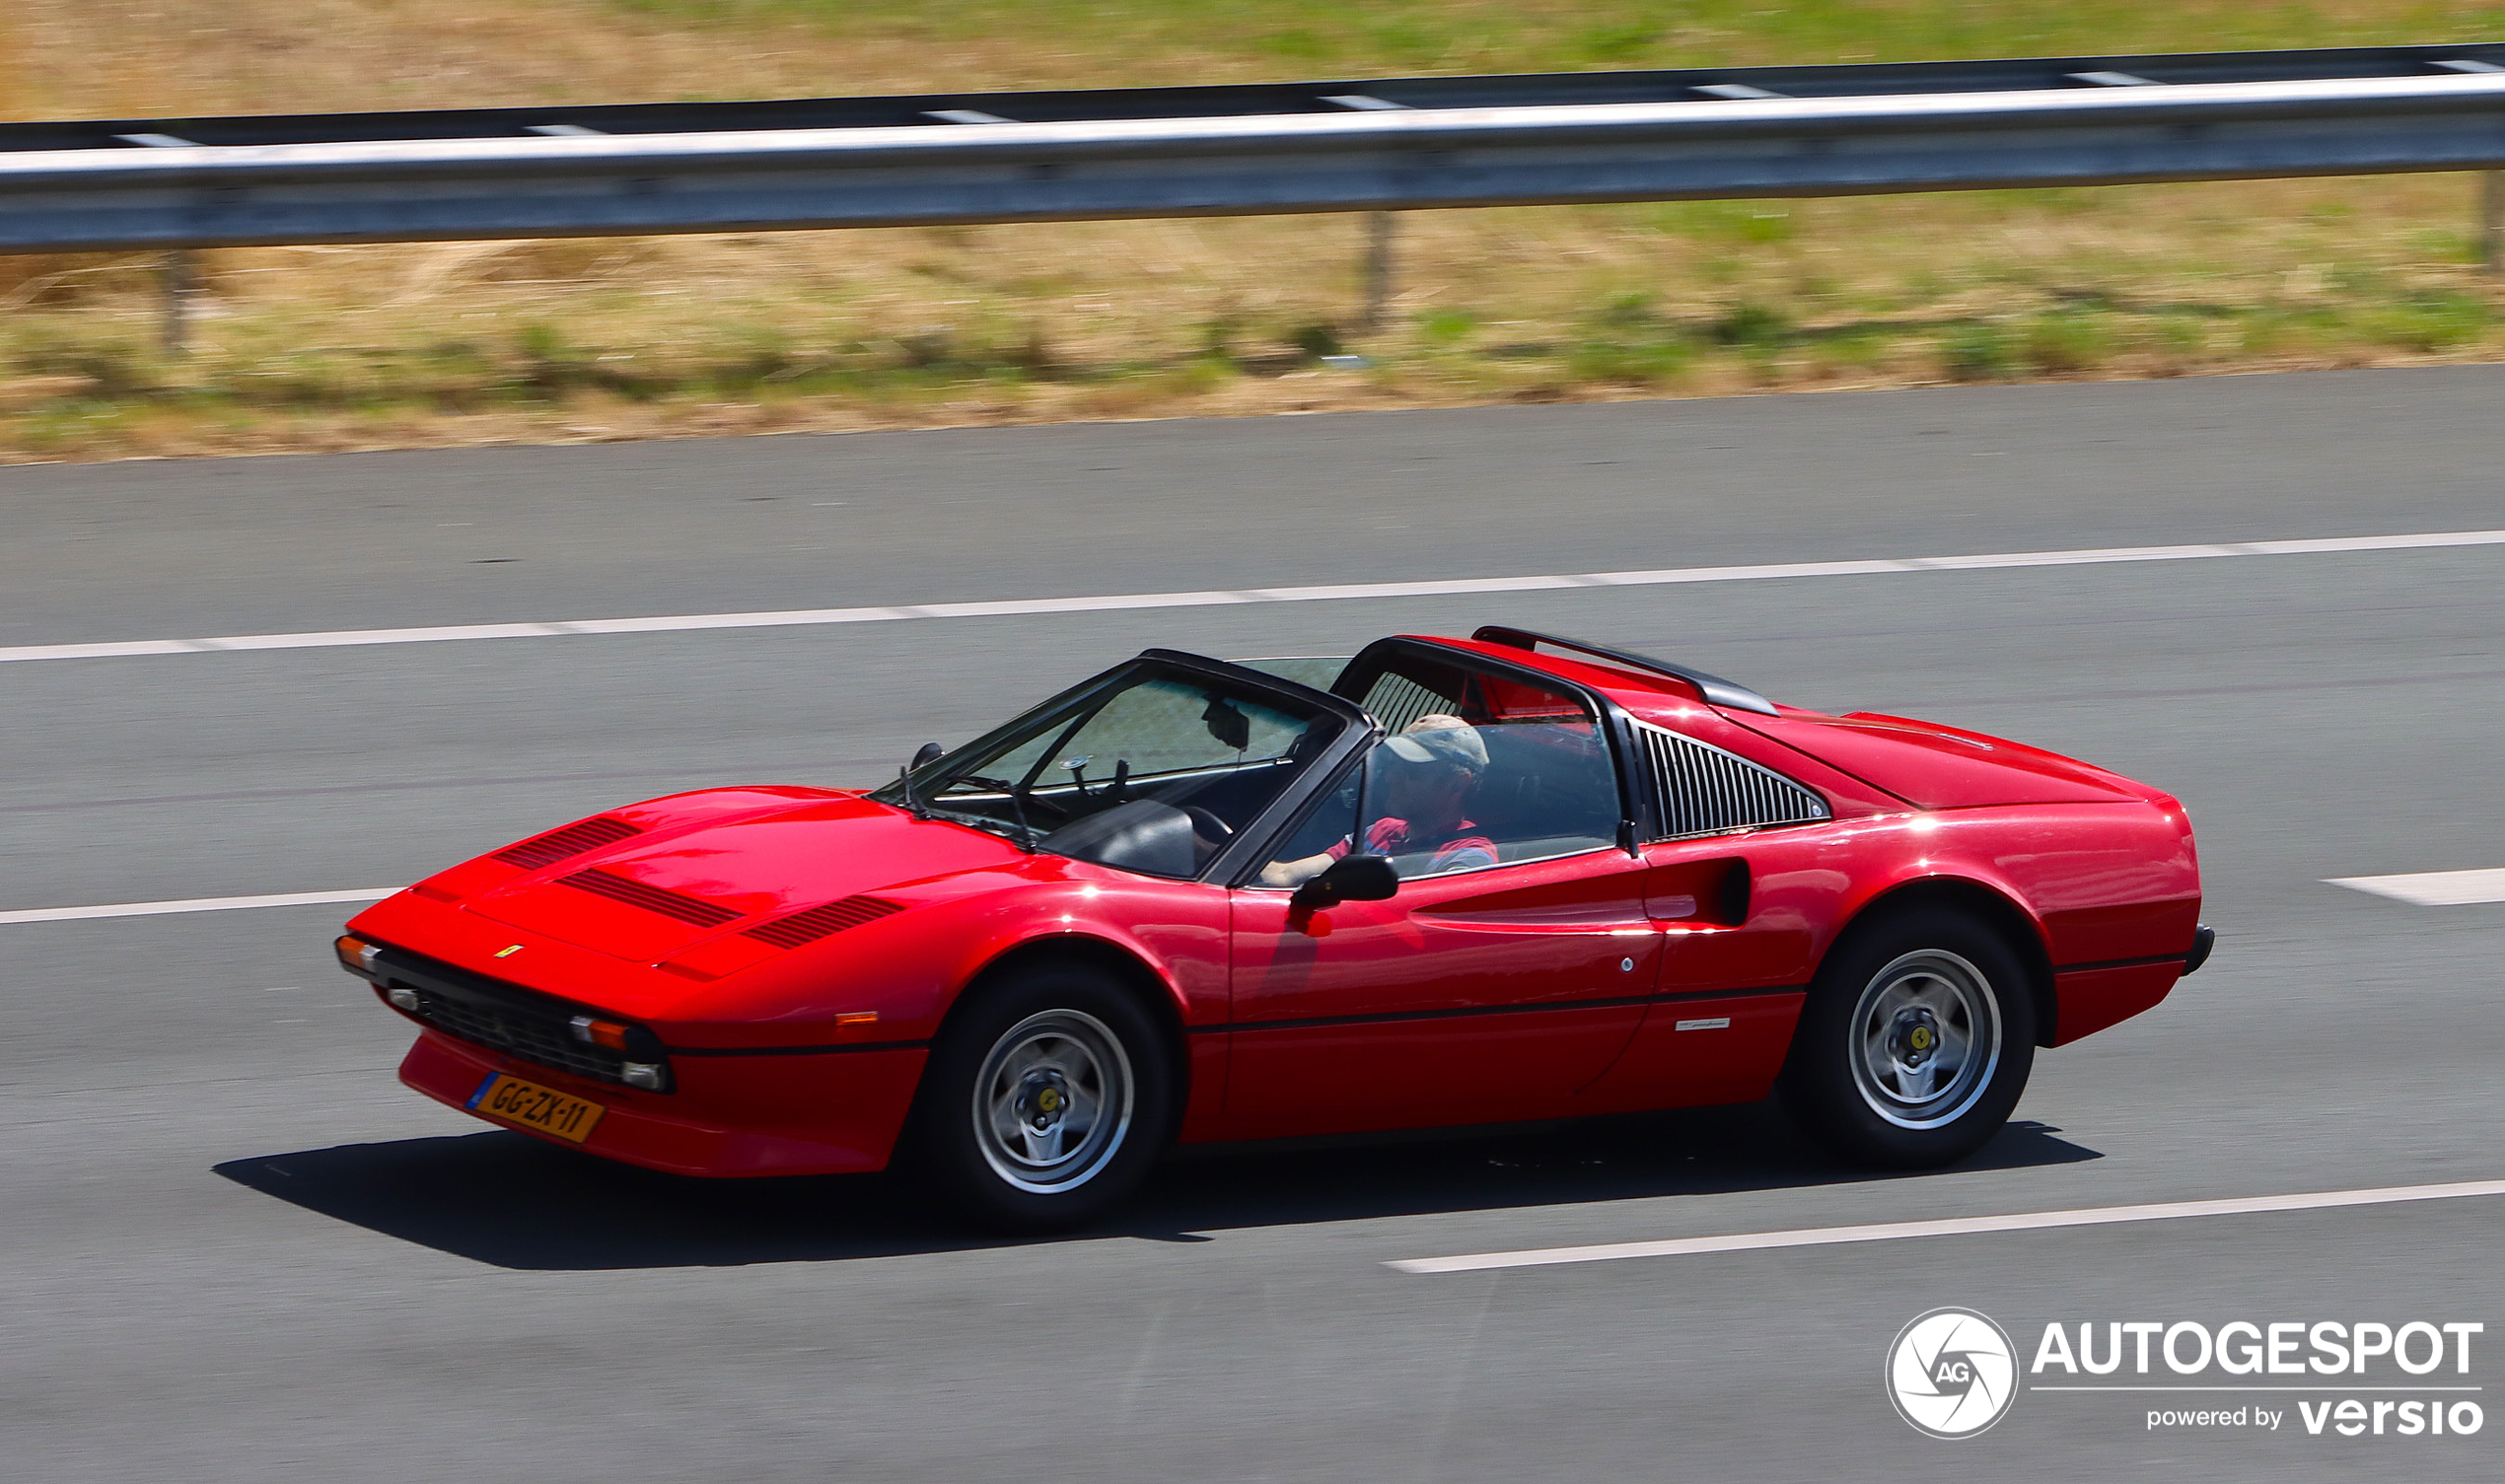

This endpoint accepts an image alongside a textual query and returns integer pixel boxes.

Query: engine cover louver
[1635,721,1830,839]
[493,815,641,870]
[743,895,904,950]
[556,868,742,927]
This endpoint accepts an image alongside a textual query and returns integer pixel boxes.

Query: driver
[1260,714,1495,886]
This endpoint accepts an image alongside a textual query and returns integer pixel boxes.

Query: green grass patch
[1939,322,2013,383]
[2356,290,2492,352]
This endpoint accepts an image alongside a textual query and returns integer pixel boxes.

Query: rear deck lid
[1732,711,2141,810]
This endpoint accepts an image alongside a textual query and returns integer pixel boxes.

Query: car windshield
[872,659,1347,879]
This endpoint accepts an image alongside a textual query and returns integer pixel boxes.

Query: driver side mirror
[1291,853,1399,910]
[908,742,946,771]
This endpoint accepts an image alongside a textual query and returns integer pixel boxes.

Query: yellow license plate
[466,1072,606,1144]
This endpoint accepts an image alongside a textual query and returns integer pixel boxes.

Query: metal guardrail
[4,44,2505,252]
[11,43,2505,150]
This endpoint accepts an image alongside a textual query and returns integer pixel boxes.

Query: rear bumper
[2046,926,2213,1047]
[399,1028,925,1177]
[2047,960,2179,1046]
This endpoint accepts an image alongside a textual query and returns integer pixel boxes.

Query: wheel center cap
[1018,1072,1069,1130]
[1891,1009,1941,1067]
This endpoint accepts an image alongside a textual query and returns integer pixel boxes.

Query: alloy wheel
[1847,949,2003,1130]
[969,1009,1135,1194]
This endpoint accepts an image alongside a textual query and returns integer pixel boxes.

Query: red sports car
[336,628,2209,1229]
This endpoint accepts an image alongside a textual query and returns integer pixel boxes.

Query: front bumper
[400,1028,926,1178]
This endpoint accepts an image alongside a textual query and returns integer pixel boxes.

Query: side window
[1263,766,1363,872]
[1260,653,1623,887]
[1438,670,1621,869]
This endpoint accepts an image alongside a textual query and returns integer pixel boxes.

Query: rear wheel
[1779,909,2036,1167]
[907,966,1174,1232]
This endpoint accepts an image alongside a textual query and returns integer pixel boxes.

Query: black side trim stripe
[668,1038,931,1057]
[2055,953,2193,974]
[675,981,1820,1050]
[1655,983,1806,1005]
[1209,993,1655,1034]
[1185,983,1807,1035]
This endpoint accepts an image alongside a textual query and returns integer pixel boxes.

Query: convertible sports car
[336,627,2209,1229]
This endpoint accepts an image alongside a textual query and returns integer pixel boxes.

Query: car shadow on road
[213,1102,2101,1271]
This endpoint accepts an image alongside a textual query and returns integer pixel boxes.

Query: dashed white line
[2,528,2500,667]
[0,887,397,927]
[2327,868,2505,906]
[1387,1178,2505,1273]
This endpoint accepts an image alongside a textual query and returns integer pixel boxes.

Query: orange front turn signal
[568,1015,632,1050]
[334,934,380,975]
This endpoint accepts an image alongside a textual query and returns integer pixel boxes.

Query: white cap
[1382,720,1487,770]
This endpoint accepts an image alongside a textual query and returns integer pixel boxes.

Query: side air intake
[493,815,641,870]
[1635,722,1830,839]
[557,868,742,928]
[743,895,904,950]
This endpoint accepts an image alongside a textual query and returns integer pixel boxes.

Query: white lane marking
[0,887,397,926]
[2327,868,2505,906]
[1387,1177,2505,1274]
[198,622,573,651]
[2,528,2500,666]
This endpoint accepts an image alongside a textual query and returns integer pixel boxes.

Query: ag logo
[1887,1307,2018,1439]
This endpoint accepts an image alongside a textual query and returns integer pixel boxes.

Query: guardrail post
[2483,172,2505,275]
[160,248,199,357]
[1360,211,1396,331]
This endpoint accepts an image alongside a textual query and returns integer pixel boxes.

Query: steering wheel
[1182,807,1235,857]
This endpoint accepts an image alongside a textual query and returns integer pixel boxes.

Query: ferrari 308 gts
[336,628,2210,1229]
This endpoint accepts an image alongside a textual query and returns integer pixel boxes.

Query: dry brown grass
[2,1,2502,462]
[6,0,834,118]
[14,0,2497,116]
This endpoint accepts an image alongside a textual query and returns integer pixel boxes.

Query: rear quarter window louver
[1635,721,1830,839]
[557,868,742,927]
[493,815,641,870]
[743,895,905,950]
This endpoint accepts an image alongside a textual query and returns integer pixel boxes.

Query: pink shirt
[1327,816,1499,873]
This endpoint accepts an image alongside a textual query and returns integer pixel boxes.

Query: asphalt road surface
[7,368,2502,1482]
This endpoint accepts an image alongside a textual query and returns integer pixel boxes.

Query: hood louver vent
[557,868,742,927]
[495,815,641,870]
[744,895,904,950]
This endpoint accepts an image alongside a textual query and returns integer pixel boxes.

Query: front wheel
[906,967,1175,1232]
[1779,909,2036,1167]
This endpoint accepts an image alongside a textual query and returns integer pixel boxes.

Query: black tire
[1778,908,2037,1168]
[905,964,1176,1233]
